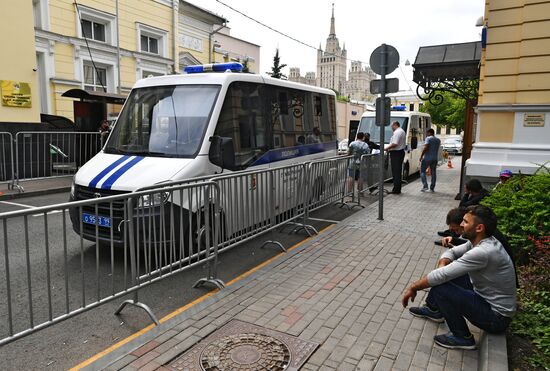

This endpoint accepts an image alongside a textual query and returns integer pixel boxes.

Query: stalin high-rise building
[316,5,347,93]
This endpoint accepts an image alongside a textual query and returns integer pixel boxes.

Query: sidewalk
[77,161,508,371]
[0,176,71,200]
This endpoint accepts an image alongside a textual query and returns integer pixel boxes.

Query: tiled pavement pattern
[90,164,489,371]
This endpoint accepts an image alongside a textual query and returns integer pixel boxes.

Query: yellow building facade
[467,0,550,178]
[0,0,259,128]
[0,0,41,124]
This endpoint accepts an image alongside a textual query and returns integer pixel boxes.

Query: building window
[33,0,49,30]
[83,64,107,91]
[76,5,116,45]
[446,126,451,135]
[81,19,106,42]
[436,126,441,135]
[141,35,159,54]
[137,23,168,57]
[409,103,414,111]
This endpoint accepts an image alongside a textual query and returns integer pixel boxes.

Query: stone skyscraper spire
[329,3,336,37]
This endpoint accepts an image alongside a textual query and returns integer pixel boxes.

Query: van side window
[215,82,269,169]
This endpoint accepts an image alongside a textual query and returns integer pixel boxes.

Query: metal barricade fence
[0,132,15,187]
[0,180,219,346]
[306,155,353,213]
[13,131,102,190]
[0,156,359,345]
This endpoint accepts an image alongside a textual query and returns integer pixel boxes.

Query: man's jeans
[425,276,511,337]
[420,159,438,190]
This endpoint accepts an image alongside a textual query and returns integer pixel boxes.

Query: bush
[481,167,550,263]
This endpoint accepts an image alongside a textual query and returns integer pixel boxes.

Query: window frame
[137,23,168,57]
[83,63,108,92]
[76,5,116,45]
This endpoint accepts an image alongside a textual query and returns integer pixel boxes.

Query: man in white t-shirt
[384,121,406,194]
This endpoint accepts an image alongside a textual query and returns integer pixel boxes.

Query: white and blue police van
[69,63,338,245]
[358,107,432,179]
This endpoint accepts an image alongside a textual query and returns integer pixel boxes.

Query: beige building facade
[0,0,259,127]
[288,68,316,86]
[466,0,550,178]
[0,1,41,124]
[344,61,376,102]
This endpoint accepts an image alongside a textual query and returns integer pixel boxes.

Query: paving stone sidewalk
[83,163,502,371]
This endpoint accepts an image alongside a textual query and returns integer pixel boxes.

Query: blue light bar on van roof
[184,62,243,74]
[391,105,407,111]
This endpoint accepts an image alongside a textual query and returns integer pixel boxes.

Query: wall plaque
[1,80,32,108]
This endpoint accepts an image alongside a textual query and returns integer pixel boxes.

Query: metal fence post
[114,197,160,325]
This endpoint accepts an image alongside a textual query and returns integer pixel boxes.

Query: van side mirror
[209,136,236,170]
[411,136,418,150]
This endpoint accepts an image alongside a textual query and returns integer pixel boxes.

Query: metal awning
[62,89,126,105]
[413,41,481,83]
[412,41,481,103]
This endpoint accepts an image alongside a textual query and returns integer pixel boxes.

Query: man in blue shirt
[420,128,441,192]
[347,132,370,195]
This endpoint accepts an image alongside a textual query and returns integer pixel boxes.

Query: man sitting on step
[401,205,517,350]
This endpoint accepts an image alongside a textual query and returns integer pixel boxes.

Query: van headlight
[137,192,169,207]
[70,179,76,198]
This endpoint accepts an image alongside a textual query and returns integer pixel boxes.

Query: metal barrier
[0,181,219,346]
[0,132,15,189]
[13,131,102,191]
[0,155,364,345]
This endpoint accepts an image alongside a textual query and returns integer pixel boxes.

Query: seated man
[459,179,489,208]
[434,207,467,245]
[402,205,516,350]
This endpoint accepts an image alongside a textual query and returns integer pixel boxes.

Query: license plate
[82,213,111,228]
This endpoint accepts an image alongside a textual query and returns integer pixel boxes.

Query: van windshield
[357,116,409,144]
[105,85,220,157]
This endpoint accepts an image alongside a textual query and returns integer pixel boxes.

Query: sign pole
[378,44,387,221]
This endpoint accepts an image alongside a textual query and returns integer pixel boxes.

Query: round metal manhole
[200,333,291,371]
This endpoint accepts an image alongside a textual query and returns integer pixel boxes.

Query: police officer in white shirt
[384,121,407,194]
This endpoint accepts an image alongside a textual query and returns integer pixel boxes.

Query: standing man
[420,128,441,192]
[384,121,406,194]
[402,206,516,349]
[347,132,370,194]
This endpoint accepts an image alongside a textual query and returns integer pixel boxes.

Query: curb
[478,331,508,371]
[0,187,70,201]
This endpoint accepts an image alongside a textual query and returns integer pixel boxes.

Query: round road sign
[369,44,400,75]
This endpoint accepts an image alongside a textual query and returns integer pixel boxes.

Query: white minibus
[357,108,432,179]
[69,63,338,245]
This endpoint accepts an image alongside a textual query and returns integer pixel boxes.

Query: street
[0,191,376,370]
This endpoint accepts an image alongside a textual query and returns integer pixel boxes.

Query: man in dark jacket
[459,179,489,207]
[364,133,380,151]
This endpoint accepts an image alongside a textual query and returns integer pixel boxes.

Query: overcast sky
[187,0,484,90]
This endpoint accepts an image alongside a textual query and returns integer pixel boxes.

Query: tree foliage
[267,48,287,79]
[419,91,466,130]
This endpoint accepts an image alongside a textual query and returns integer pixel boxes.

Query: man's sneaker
[434,240,444,246]
[409,306,445,323]
[429,189,435,193]
[434,332,476,350]
[421,188,428,192]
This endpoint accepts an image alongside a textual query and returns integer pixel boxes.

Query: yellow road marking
[70,224,334,370]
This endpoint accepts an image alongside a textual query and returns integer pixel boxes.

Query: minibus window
[105,85,220,158]
[358,116,409,144]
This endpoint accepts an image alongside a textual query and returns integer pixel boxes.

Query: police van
[357,108,432,179]
[69,63,338,245]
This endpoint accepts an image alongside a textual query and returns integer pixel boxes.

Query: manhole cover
[167,320,319,371]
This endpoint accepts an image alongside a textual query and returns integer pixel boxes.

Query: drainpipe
[116,0,121,94]
[208,22,226,63]
[172,0,178,73]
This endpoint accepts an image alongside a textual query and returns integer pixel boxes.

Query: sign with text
[1,80,32,108]
[523,113,545,127]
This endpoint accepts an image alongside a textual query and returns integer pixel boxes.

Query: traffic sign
[369,44,400,75]
[375,97,391,125]
[370,78,399,94]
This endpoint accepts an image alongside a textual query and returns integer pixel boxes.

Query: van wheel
[402,163,410,180]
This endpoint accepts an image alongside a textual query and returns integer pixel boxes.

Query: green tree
[267,48,287,79]
[419,91,466,130]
